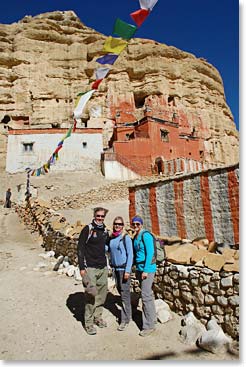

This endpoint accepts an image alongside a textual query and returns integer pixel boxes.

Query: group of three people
[77,207,156,337]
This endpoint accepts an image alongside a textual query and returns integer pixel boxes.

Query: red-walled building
[103,113,205,177]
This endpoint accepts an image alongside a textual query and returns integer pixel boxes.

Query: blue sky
[0,0,239,130]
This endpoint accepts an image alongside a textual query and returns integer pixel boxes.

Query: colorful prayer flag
[139,0,158,11]
[73,89,95,119]
[103,36,128,55]
[130,9,150,27]
[113,18,137,40]
[95,67,110,80]
[96,54,118,65]
[65,126,72,139]
[73,119,77,132]
[92,79,103,90]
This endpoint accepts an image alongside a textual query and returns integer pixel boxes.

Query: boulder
[203,253,225,271]
[197,317,231,354]
[179,312,206,345]
[167,244,198,264]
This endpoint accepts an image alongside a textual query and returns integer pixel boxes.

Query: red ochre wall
[129,164,239,246]
[113,120,201,175]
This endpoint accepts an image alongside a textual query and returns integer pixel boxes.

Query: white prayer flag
[139,0,158,11]
[95,67,110,80]
[73,90,95,119]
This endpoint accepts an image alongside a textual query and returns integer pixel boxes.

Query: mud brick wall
[129,164,239,246]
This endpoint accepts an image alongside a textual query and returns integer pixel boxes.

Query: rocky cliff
[0,10,239,168]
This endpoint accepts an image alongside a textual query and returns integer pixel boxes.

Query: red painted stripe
[227,169,239,245]
[173,159,177,175]
[8,128,102,135]
[129,188,136,222]
[174,180,186,238]
[149,186,160,235]
[200,173,214,242]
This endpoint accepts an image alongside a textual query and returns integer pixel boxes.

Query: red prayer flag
[73,118,77,132]
[92,79,103,90]
[130,9,150,27]
[54,145,63,154]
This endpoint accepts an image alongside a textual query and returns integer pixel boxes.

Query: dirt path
[0,208,238,361]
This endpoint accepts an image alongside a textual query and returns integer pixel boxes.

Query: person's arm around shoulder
[77,225,89,276]
[124,234,133,279]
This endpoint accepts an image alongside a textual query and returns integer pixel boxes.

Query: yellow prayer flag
[102,36,128,55]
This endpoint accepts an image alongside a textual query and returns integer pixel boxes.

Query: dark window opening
[200,150,204,159]
[23,142,34,152]
[155,157,164,175]
[189,152,191,155]
[170,149,172,153]
[160,129,169,142]
[82,142,87,148]
[56,99,59,103]
[52,123,60,128]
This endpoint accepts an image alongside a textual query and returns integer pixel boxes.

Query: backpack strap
[86,223,94,244]
[139,230,156,267]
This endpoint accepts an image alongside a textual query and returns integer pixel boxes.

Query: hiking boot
[139,328,155,337]
[94,318,107,328]
[85,325,97,335]
[117,322,129,331]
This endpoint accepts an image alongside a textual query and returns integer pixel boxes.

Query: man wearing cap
[132,215,157,337]
[78,207,109,335]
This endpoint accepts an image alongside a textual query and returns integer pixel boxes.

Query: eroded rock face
[0,10,239,167]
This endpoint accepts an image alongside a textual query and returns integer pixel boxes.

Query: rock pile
[50,181,129,210]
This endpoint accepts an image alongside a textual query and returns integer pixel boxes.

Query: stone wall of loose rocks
[15,198,82,266]
[15,197,239,340]
[152,263,239,340]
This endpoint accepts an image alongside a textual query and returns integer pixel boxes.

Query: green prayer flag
[113,18,137,40]
[65,126,72,139]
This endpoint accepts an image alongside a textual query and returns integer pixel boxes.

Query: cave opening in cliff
[168,95,176,106]
[134,93,146,109]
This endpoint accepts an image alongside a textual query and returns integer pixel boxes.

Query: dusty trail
[0,208,237,361]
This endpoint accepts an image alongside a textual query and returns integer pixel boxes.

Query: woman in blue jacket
[108,216,133,331]
[132,215,157,337]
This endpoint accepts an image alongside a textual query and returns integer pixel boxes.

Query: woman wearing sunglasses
[132,215,157,337]
[108,216,133,331]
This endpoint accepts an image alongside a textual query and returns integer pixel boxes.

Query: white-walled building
[6,128,103,173]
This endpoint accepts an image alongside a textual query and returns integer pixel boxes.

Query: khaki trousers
[84,267,108,328]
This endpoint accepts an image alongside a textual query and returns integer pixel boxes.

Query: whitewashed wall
[103,160,140,181]
[6,132,103,173]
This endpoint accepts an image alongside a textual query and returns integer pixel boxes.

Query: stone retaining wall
[152,263,239,340]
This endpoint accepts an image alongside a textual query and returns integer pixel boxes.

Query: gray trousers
[84,267,108,328]
[115,270,132,324]
[136,271,156,330]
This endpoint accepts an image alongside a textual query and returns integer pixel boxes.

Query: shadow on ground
[66,292,85,326]
[66,291,143,330]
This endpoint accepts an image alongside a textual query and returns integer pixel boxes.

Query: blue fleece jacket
[133,230,156,273]
[108,234,133,273]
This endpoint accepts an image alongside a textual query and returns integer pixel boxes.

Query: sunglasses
[132,222,141,227]
[113,222,124,226]
[96,214,105,218]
